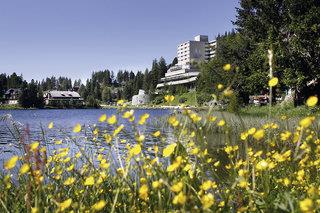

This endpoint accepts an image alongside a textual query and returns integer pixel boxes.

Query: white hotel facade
[156,35,216,89]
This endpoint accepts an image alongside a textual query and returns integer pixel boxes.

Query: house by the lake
[3,88,21,105]
[44,91,84,107]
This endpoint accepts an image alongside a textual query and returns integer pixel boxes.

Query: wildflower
[190,113,202,123]
[167,156,182,172]
[217,119,225,127]
[31,207,39,213]
[164,95,175,103]
[99,114,107,122]
[300,198,313,212]
[135,134,145,143]
[240,132,248,140]
[256,160,268,171]
[283,178,291,186]
[75,152,81,158]
[280,131,291,141]
[297,170,305,181]
[73,123,81,133]
[201,193,215,209]
[299,117,315,128]
[116,99,125,106]
[4,155,19,170]
[238,179,249,188]
[123,110,134,119]
[172,192,187,205]
[139,184,148,201]
[64,177,75,186]
[58,198,72,211]
[152,181,161,189]
[306,96,318,107]
[217,84,224,90]
[84,176,95,186]
[19,163,30,175]
[223,64,231,71]
[48,122,54,129]
[91,200,106,211]
[248,127,256,135]
[138,113,150,125]
[130,144,141,156]
[152,131,161,137]
[30,141,39,151]
[223,88,234,97]
[268,77,278,87]
[112,125,124,137]
[163,143,177,157]
[107,115,117,125]
[209,116,217,122]
[168,116,179,127]
[171,182,183,193]
[253,129,265,140]
[214,161,220,167]
[201,180,212,191]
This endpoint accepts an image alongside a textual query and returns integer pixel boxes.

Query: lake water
[0,109,172,166]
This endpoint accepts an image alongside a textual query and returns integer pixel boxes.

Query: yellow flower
[201,180,212,191]
[139,184,149,201]
[164,95,175,103]
[107,115,117,125]
[171,182,183,193]
[84,176,95,186]
[217,119,225,127]
[256,160,268,171]
[248,127,256,135]
[223,64,231,71]
[117,99,125,106]
[123,110,134,119]
[138,113,150,125]
[19,163,30,175]
[113,124,124,136]
[173,192,187,205]
[48,122,54,129]
[31,207,39,213]
[300,198,313,212]
[306,96,318,107]
[130,144,142,156]
[4,155,19,170]
[99,114,107,122]
[238,179,249,188]
[152,131,161,137]
[30,141,39,151]
[64,177,75,186]
[201,193,215,209]
[268,77,279,87]
[253,129,265,140]
[58,198,72,211]
[299,116,315,128]
[135,134,145,143]
[163,143,177,157]
[152,181,161,189]
[73,123,81,133]
[91,200,106,211]
[217,84,224,90]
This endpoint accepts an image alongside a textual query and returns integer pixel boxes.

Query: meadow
[0,71,319,212]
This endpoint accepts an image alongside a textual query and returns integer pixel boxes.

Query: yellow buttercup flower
[107,115,117,125]
[253,129,265,140]
[84,176,95,186]
[138,113,150,125]
[31,207,39,213]
[139,184,149,201]
[4,155,19,170]
[200,180,212,191]
[217,84,224,90]
[223,64,231,71]
[201,193,214,209]
[130,144,142,156]
[306,96,318,107]
[300,198,313,212]
[19,163,30,175]
[152,131,161,137]
[99,114,107,122]
[172,192,186,205]
[64,177,75,186]
[48,122,54,129]
[58,198,72,211]
[73,123,81,133]
[299,117,315,128]
[217,119,225,127]
[171,182,183,193]
[30,141,40,151]
[91,200,106,211]
[268,77,279,87]
[164,95,175,103]
[163,143,177,157]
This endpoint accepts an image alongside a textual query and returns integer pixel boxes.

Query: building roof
[5,88,21,95]
[46,90,82,98]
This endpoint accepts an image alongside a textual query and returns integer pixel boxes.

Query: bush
[196,92,212,106]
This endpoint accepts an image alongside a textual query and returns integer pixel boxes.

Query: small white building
[132,90,150,106]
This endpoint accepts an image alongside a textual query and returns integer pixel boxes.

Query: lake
[0,108,172,166]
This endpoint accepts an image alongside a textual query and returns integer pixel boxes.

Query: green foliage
[196,93,212,106]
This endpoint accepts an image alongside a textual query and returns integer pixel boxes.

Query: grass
[0,99,319,212]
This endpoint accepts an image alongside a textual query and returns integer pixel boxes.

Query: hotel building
[156,35,216,89]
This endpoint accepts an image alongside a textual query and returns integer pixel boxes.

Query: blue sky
[0,0,239,82]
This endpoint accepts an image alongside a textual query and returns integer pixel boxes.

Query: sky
[0,0,239,82]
